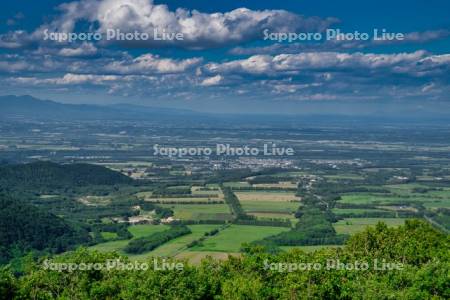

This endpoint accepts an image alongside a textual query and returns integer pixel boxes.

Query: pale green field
[205,183,220,188]
[191,186,222,197]
[324,174,364,180]
[145,197,221,203]
[100,232,118,240]
[235,191,300,202]
[136,225,222,259]
[89,239,129,253]
[248,212,296,220]
[135,191,153,198]
[95,161,153,167]
[223,181,251,188]
[78,195,111,206]
[241,200,299,213]
[191,225,290,252]
[128,224,169,238]
[340,191,449,208]
[280,245,344,252]
[272,171,306,178]
[39,194,59,199]
[333,218,406,235]
[340,194,418,205]
[167,185,191,190]
[90,225,169,253]
[252,181,297,188]
[385,183,432,194]
[159,203,233,220]
[332,208,389,215]
[423,200,450,208]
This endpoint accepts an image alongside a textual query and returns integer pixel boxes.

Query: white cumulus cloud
[200,75,223,86]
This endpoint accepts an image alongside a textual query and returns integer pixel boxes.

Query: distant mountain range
[1,95,449,125]
[0,95,202,121]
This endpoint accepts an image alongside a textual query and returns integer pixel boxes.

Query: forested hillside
[0,195,91,264]
[0,161,132,193]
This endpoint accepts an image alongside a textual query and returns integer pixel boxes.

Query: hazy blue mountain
[0,95,201,121]
[1,95,449,126]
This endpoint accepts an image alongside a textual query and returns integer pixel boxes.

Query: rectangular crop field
[159,203,233,220]
[333,218,406,235]
[190,225,290,252]
[235,191,300,202]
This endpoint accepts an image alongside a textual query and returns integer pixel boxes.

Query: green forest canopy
[1,220,448,299]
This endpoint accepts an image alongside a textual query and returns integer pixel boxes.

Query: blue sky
[0,0,449,114]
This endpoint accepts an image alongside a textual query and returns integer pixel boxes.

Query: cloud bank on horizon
[0,0,449,112]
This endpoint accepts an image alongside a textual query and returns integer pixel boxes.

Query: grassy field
[332,208,390,215]
[90,224,222,260]
[339,192,450,208]
[333,218,406,234]
[90,224,169,253]
[100,232,118,240]
[252,181,298,188]
[423,200,450,208]
[205,183,220,188]
[191,186,223,197]
[240,200,299,213]
[190,225,290,252]
[77,196,111,206]
[280,245,344,252]
[145,197,221,203]
[235,191,300,202]
[272,171,306,178]
[159,203,233,220]
[167,185,191,190]
[135,191,153,198]
[324,174,364,181]
[248,212,296,220]
[385,183,432,194]
[39,194,59,199]
[339,194,417,205]
[132,225,223,260]
[128,224,169,238]
[223,181,251,188]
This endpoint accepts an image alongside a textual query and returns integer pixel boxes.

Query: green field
[128,224,170,238]
[339,192,450,208]
[385,183,432,194]
[333,218,406,234]
[340,194,417,205]
[89,239,130,253]
[146,197,221,203]
[191,225,290,252]
[235,191,299,202]
[135,191,153,198]
[90,224,169,253]
[324,174,364,180]
[240,200,299,213]
[223,181,251,188]
[332,208,390,215]
[159,203,233,220]
[423,200,450,208]
[133,225,223,260]
[100,232,118,240]
[191,187,222,196]
[248,212,296,220]
[90,224,222,260]
[280,245,344,252]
